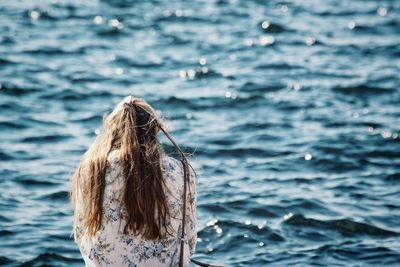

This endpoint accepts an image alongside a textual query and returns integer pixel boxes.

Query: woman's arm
[186,168,198,255]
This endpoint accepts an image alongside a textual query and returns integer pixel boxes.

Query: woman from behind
[70,96,197,267]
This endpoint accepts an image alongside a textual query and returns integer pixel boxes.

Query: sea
[0,0,399,266]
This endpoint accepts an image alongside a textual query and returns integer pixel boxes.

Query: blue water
[1,0,400,266]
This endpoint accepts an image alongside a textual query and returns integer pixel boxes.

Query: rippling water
[1,0,400,266]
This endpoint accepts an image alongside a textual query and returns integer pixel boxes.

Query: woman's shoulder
[105,151,190,183]
[106,150,183,174]
[162,155,195,184]
[162,155,184,178]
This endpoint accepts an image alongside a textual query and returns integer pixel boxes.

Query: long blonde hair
[70,96,189,240]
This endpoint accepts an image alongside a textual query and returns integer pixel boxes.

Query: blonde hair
[70,96,189,239]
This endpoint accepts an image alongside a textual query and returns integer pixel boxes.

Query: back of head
[71,96,170,239]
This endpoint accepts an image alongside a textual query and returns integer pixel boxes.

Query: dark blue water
[1,0,400,266]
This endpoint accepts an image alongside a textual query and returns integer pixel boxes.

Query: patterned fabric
[73,150,197,267]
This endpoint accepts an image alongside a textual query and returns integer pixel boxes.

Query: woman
[70,96,197,267]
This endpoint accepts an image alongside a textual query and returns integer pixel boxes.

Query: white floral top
[73,150,197,267]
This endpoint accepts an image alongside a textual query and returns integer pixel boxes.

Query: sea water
[0,0,399,266]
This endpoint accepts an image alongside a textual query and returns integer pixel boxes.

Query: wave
[198,219,285,242]
[285,214,398,237]
[0,82,41,96]
[0,151,14,161]
[16,175,59,187]
[201,198,279,218]
[21,134,72,144]
[306,243,400,265]
[0,57,16,65]
[385,172,400,182]
[0,256,14,265]
[37,191,69,201]
[20,252,82,266]
[39,89,114,101]
[258,21,286,34]
[114,55,163,68]
[332,84,395,95]
[0,120,29,129]
[238,81,285,93]
[0,214,13,223]
[0,229,13,237]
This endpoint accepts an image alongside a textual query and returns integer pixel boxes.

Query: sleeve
[185,166,197,255]
[72,165,87,246]
[164,156,198,255]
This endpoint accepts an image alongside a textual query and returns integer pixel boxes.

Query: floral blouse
[73,150,197,267]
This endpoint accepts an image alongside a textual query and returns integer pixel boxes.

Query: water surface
[1,0,400,266]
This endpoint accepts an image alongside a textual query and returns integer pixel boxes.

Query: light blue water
[0,0,399,266]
